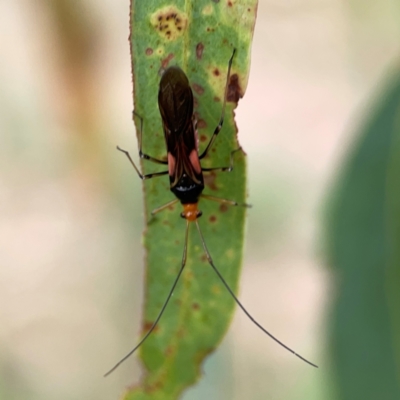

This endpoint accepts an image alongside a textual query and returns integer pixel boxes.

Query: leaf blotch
[227,74,243,103]
[161,53,174,70]
[211,284,221,294]
[219,203,229,213]
[151,6,188,41]
[196,42,204,60]
[197,119,207,129]
[143,321,159,333]
[192,83,205,95]
[204,172,218,191]
[202,4,213,15]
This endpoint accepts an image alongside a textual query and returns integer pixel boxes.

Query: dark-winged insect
[104,50,317,377]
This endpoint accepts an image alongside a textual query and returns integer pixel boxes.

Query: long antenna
[195,220,318,368]
[104,220,190,377]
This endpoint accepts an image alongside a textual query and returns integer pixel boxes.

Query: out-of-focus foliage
[326,67,400,399]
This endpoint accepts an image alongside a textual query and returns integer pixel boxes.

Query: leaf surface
[124,0,258,398]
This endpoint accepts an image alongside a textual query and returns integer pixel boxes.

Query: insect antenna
[194,220,318,368]
[104,220,190,377]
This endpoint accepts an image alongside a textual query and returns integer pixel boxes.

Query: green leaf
[123,1,258,398]
[325,67,400,399]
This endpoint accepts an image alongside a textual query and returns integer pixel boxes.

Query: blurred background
[1,0,400,399]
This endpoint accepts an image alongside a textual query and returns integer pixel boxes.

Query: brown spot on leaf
[197,119,207,129]
[204,172,218,191]
[177,327,186,338]
[175,298,182,307]
[200,134,207,142]
[165,346,174,356]
[201,254,207,263]
[161,53,174,69]
[228,0,233,6]
[192,83,205,95]
[213,68,220,76]
[196,43,204,59]
[144,380,164,393]
[227,74,243,103]
[214,96,220,102]
[219,203,229,213]
[145,48,153,56]
[192,302,200,310]
[143,321,159,332]
[209,215,217,223]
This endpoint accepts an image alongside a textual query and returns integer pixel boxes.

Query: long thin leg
[117,146,168,180]
[151,199,179,216]
[200,194,251,208]
[104,220,190,377]
[195,220,318,369]
[133,110,168,165]
[199,49,236,160]
[201,147,242,173]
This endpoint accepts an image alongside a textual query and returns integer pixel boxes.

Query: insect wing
[158,66,203,190]
[158,66,193,137]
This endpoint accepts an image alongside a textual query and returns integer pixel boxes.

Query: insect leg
[117,146,169,180]
[195,220,318,369]
[201,147,242,173]
[199,49,236,160]
[133,110,168,165]
[150,199,179,216]
[104,220,190,377]
[200,194,251,208]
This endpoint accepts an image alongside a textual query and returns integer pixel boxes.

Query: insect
[104,49,317,377]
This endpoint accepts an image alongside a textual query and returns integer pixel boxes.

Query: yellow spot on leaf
[150,6,188,41]
[202,5,213,15]
[225,248,235,260]
[211,285,222,295]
